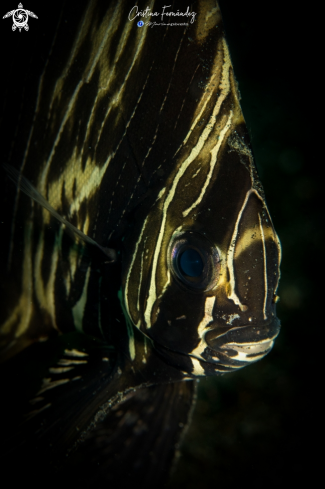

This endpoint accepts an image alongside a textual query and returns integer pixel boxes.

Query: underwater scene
[0,1,319,487]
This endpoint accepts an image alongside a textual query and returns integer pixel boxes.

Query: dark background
[169,1,321,487]
[0,1,321,487]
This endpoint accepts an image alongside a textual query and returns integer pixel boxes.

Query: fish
[0,0,281,486]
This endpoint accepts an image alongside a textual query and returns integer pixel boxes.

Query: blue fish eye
[168,231,220,292]
[179,248,204,278]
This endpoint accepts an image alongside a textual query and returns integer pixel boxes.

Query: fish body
[0,0,281,485]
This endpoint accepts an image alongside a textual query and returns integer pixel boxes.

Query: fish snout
[203,316,280,369]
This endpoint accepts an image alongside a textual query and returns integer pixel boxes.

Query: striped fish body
[0,0,281,485]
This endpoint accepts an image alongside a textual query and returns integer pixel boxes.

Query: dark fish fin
[1,330,195,488]
[2,163,116,261]
[62,380,197,488]
[0,333,117,480]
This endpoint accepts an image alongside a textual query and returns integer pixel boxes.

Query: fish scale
[0,0,281,486]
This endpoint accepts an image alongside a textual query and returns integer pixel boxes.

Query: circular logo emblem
[3,3,38,32]
[137,21,144,27]
[13,8,28,29]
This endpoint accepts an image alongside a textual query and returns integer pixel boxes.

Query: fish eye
[168,231,220,291]
[179,248,204,277]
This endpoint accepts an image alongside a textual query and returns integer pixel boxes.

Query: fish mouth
[152,317,280,377]
[197,316,281,371]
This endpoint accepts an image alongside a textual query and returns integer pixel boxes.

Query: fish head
[122,8,281,377]
[123,117,281,376]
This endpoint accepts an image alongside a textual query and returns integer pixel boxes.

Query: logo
[2,3,38,32]
[129,5,197,27]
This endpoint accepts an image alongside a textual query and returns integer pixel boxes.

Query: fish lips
[201,316,281,369]
[152,317,280,377]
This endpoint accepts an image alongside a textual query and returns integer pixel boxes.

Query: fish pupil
[179,248,203,278]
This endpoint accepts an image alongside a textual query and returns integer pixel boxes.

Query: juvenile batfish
[0,0,281,486]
